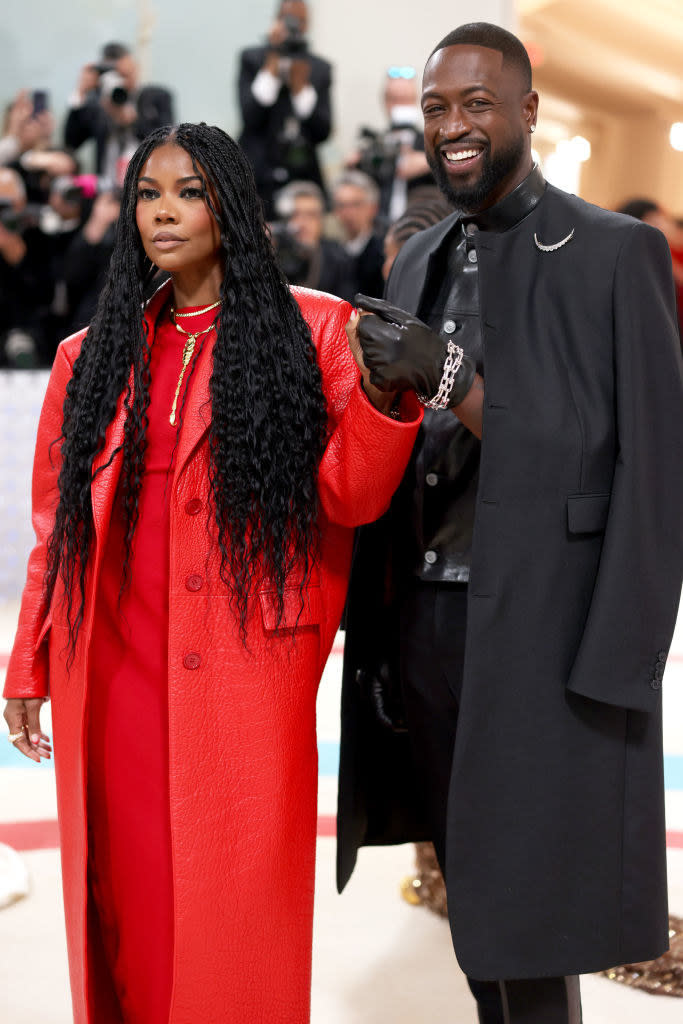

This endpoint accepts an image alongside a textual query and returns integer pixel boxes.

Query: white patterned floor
[1,599,682,1023]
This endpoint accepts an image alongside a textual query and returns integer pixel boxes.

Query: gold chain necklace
[170,300,221,319]
[169,313,217,426]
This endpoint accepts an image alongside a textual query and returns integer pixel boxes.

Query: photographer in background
[0,168,43,366]
[64,41,174,181]
[63,186,121,335]
[272,180,355,302]
[238,1,332,218]
[346,66,436,226]
[1,91,54,166]
[332,170,385,299]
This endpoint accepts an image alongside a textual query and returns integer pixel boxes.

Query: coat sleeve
[298,58,332,145]
[238,49,272,132]
[310,295,422,528]
[566,222,683,712]
[3,341,76,700]
[63,101,105,153]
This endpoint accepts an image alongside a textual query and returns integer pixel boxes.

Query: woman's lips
[152,235,187,250]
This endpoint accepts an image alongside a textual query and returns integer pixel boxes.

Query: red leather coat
[4,283,421,1023]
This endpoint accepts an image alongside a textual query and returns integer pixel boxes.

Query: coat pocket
[567,492,610,534]
[34,611,53,652]
[259,585,322,632]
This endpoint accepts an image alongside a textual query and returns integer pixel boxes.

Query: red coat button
[185,498,202,515]
[183,652,201,670]
[186,574,203,592]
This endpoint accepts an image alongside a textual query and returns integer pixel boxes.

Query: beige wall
[533,86,683,217]
[520,1,683,218]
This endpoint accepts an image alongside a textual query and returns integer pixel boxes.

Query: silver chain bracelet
[417,341,465,410]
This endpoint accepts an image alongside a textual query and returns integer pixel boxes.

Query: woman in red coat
[2,123,421,1024]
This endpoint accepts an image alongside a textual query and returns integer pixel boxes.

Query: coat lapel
[389,211,459,314]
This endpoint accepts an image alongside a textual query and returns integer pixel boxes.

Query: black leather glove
[356,663,408,734]
[355,294,476,408]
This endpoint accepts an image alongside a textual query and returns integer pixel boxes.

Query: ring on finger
[7,728,27,744]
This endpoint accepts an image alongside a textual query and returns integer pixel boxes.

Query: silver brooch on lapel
[534,228,575,252]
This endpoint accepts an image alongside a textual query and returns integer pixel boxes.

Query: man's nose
[438,108,471,138]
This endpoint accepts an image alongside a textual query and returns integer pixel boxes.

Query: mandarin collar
[460,164,546,234]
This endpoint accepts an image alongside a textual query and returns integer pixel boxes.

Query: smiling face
[422,44,537,212]
[135,142,222,277]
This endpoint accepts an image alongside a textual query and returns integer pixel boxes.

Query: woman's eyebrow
[137,175,203,184]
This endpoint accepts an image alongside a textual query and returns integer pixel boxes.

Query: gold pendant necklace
[170,299,221,319]
[169,313,217,426]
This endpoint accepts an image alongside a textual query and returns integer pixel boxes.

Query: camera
[98,69,129,106]
[0,198,41,233]
[279,14,308,58]
[356,128,402,188]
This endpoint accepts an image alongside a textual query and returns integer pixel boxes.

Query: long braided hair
[44,123,328,657]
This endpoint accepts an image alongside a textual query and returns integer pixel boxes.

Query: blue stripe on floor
[666,754,683,790]
[1,739,682,790]
[318,740,340,777]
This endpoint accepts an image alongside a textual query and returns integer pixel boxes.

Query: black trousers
[398,579,583,1024]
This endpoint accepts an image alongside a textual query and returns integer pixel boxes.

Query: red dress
[87,303,217,1023]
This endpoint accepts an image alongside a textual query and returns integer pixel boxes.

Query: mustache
[436,138,489,155]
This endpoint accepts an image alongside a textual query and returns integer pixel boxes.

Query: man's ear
[523,90,539,132]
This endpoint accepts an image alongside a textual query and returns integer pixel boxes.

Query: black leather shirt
[401,164,546,583]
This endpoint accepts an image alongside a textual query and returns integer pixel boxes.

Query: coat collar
[394,175,552,315]
[90,278,215,541]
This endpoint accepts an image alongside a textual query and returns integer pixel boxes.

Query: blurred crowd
[1,0,681,368]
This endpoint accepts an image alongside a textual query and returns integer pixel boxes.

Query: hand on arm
[354,295,484,438]
[3,699,51,763]
[345,310,397,417]
[396,148,430,181]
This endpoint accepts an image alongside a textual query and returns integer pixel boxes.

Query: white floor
[1,599,682,1023]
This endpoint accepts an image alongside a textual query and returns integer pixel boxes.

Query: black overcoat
[337,184,683,980]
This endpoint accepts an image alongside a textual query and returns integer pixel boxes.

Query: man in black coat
[338,22,683,1024]
[332,170,385,298]
[273,180,355,303]
[238,1,332,219]
[64,42,174,180]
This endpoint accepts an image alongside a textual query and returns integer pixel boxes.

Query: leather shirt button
[425,472,439,487]
[424,550,438,565]
[186,574,203,592]
[654,663,665,680]
[657,651,667,663]
[183,652,201,670]
[185,499,202,516]
[465,222,479,236]
[650,678,662,691]
[467,249,478,263]
[443,319,457,335]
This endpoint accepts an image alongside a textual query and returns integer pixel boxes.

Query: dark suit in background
[349,233,385,298]
[238,46,332,218]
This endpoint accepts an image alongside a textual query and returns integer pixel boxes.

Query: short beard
[428,135,526,212]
